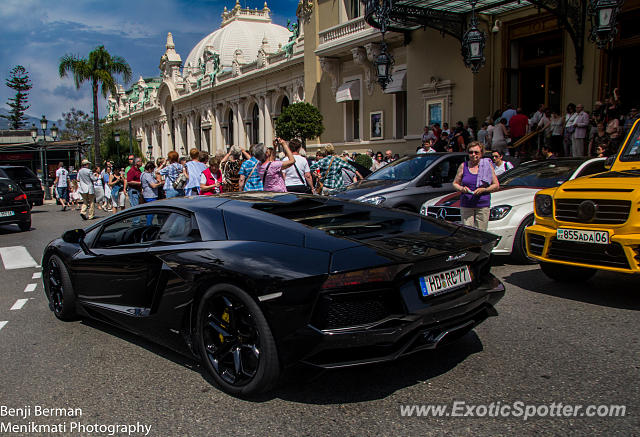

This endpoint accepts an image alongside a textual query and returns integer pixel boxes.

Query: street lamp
[147,144,153,160]
[114,131,121,164]
[51,124,58,141]
[374,43,394,90]
[39,115,52,200]
[461,0,486,74]
[589,0,624,48]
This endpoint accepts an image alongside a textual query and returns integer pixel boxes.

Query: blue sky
[0,0,296,125]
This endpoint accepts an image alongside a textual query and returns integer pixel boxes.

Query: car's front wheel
[196,284,280,396]
[512,215,535,264]
[539,261,596,282]
[44,255,78,321]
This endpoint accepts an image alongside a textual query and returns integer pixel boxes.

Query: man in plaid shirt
[239,145,264,191]
[310,145,362,195]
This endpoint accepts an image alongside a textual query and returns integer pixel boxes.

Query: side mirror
[604,155,616,170]
[62,228,95,256]
[62,229,86,244]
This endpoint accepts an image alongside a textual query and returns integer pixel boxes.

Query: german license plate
[0,211,15,217]
[419,265,472,297]
[556,228,609,244]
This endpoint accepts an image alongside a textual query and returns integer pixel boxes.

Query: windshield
[618,121,640,162]
[367,155,439,181]
[1,167,37,180]
[498,160,584,188]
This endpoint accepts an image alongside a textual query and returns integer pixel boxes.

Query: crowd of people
[417,91,639,160]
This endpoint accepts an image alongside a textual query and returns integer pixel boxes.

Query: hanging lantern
[375,42,394,90]
[589,0,624,48]
[461,1,485,73]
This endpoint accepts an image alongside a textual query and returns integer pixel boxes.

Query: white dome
[184,3,291,69]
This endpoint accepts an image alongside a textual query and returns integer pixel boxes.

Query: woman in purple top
[453,141,499,231]
[255,138,297,192]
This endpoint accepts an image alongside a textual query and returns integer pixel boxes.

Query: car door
[70,210,171,317]
[403,155,466,210]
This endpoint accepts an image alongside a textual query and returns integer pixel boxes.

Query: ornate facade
[108,0,304,157]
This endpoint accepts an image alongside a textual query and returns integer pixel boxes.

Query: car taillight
[14,194,27,201]
[321,264,410,290]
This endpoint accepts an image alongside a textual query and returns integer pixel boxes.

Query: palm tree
[59,46,132,165]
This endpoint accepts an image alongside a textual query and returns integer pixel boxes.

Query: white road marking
[32,272,42,279]
[0,321,7,331]
[0,246,38,270]
[10,299,29,310]
[24,283,36,293]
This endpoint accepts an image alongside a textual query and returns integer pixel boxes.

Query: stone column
[214,107,223,153]
[258,96,265,144]
[263,93,273,146]
[185,113,193,151]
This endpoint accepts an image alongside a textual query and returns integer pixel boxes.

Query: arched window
[252,104,260,145]
[228,110,234,146]
[280,96,289,114]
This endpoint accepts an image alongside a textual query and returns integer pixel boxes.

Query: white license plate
[25,184,32,188]
[419,265,472,297]
[556,228,609,244]
[0,211,15,217]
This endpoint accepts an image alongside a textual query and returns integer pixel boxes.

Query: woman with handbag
[255,139,297,193]
[283,138,315,194]
[158,150,187,198]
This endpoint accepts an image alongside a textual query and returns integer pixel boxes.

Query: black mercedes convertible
[42,192,504,396]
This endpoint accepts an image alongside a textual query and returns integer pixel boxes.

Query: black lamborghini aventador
[42,192,504,396]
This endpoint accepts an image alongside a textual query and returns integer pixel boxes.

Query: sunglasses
[468,151,482,155]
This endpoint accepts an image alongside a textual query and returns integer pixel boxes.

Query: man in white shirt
[54,162,70,211]
[77,159,97,220]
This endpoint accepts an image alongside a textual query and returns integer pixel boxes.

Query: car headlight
[420,205,427,215]
[360,195,386,205]
[535,194,553,217]
[489,205,512,221]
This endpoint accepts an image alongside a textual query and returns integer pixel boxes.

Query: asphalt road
[0,203,638,436]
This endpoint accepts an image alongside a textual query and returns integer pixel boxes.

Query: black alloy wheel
[197,284,279,396]
[44,255,77,321]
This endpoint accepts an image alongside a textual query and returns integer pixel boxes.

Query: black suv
[0,178,31,231]
[0,166,44,206]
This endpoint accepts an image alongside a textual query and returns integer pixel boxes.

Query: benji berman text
[0,405,82,419]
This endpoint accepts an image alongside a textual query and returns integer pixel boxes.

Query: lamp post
[128,101,133,157]
[589,0,624,48]
[461,0,486,74]
[147,144,153,160]
[30,124,44,192]
[39,115,52,200]
[114,131,121,165]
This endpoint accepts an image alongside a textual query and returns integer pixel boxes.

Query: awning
[384,69,407,94]
[336,80,360,103]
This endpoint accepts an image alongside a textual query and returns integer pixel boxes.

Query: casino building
[109,0,640,156]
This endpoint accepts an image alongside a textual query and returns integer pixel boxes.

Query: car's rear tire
[44,255,78,321]
[196,284,280,396]
[18,220,31,232]
[539,261,596,282]
[512,215,535,264]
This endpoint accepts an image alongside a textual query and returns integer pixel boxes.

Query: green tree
[59,46,132,165]
[274,102,324,146]
[60,107,92,140]
[0,66,32,129]
[100,122,142,168]
[355,153,372,170]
